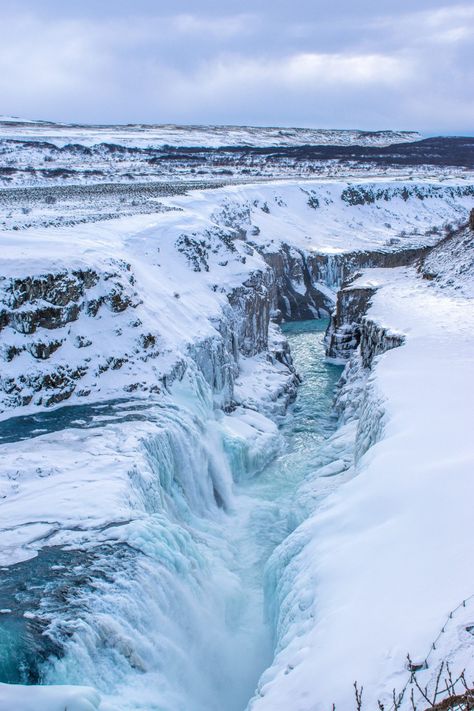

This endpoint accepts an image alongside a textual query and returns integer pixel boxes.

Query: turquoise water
[218,319,343,709]
[246,319,343,500]
[0,398,157,444]
[0,319,342,711]
[233,319,343,576]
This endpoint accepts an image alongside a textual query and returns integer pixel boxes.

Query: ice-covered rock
[325,246,430,361]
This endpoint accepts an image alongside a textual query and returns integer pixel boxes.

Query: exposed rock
[1,270,99,310]
[325,285,377,360]
[8,303,81,334]
[325,244,431,360]
[263,246,333,321]
[227,268,274,356]
[0,263,142,408]
[74,335,92,348]
[26,339,63,360]
[359,317,405,369]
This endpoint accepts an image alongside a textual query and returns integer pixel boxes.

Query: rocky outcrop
[0,264,140,333]
[263,243,432,326]
[331,315,405,464]
[359,317,405,369]
[325,285,377,361]
[0,264,147,408]
[335,245,432,279]
[0,254,299,413]
[326,284,405,365]
[227,268,275,356]
[263,246,335,321]
[325,245,430,360]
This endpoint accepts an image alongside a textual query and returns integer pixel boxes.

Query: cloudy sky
[1,0,473,133]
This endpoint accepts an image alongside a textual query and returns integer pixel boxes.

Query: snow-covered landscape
[2,0,474,701]
[0,117,423,149]
[1,117,472,193]
[1,112,474,710]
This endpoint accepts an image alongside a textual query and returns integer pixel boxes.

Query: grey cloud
[0,1,472,133]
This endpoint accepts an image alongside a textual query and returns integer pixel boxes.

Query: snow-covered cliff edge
[0,179,473,711]
[251,226,474,710]
[2,179,472,413]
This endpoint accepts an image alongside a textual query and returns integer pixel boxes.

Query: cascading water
[0,320,342,711]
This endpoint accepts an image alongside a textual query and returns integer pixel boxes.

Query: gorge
[0,156,474,710]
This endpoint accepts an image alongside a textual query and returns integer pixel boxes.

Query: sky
[0,0,473,133]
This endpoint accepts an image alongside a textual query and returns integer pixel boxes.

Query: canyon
[0,122,473,711]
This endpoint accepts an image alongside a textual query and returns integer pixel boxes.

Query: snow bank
[0,683,104,711]
[251,266,474,710]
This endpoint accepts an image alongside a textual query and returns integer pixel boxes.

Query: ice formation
[1,125,473,711]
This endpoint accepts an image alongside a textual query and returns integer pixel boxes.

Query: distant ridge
[0,116,421,149]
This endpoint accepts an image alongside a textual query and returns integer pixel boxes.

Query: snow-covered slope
[0,171,473,711]
[1,179,472,413]
[251,259,474,710]
[419,225,474,297]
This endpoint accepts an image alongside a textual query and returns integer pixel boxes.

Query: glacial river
[0,319,342,711]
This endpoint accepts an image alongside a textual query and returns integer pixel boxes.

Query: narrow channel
[226,318,343,711]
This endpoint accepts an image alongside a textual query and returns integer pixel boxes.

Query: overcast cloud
[0,0,472,133]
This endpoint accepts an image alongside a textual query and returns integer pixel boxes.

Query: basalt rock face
[227,267,275,357]
[263,246,335,321]
[325,285,377,361]
[0,264,147,408]
[187,265,299,410]
[332,315,405,462]
[337,245,432,278]
[359,317,405,369]
[325,244,431,360]
[263,243,432,326]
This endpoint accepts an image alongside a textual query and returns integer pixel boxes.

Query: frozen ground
[1,119,472,193]
[1,175,472,238]
[0,128,473,711]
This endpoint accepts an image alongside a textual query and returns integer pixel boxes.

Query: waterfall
[0,321,342,711]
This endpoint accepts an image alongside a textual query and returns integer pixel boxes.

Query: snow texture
[0,117,422,148]
[250,263,474,710]
[0,159,473,711]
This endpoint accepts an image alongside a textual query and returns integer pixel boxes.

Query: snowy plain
[1,118,471,193]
